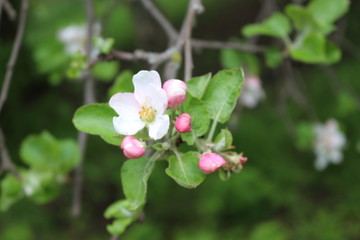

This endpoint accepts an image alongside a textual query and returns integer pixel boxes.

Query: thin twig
[140,0,177,42]
[2,0,16,20]
[71,0,96,218]
[191,39,264,52]
[0,0,29,113]
[0,127,20,179]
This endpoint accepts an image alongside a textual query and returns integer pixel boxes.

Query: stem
[0,0,29,113]
[192,131,202,152]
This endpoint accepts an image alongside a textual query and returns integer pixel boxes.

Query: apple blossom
[57,23,101,58]
[199,153,226,174]
[109,70,170,140]
[175,113,192,133]
[239,75,265,108]
[313,119,346,170]
[163,79,188,107]
[120,136,145,159]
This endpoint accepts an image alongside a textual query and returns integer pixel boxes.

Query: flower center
[139,105,155,122]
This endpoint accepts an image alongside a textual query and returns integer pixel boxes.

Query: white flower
[239,75,265,108]
[57,23,101,59]
[313,119,346,170]
[109,70,170,140]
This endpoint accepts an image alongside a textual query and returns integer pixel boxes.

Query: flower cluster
[109,70,247,176]
[313,119,346,170]
[239,75,265,108]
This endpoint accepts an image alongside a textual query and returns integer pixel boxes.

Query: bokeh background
[1,0,360,239]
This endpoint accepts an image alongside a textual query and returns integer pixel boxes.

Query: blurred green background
[1,0,360,239]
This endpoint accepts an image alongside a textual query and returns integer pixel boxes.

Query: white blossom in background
[313,119,346,170]
[57,23,101,59]
[239,75,265,108]
[109,70,170,140]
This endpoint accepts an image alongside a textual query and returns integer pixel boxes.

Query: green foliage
[166,151,205,189]
[66,51,87,79]
[187,73,212,99]
[242,12,291,39]
[104,199,139,236]
[249,221,288,240]
[213,128,233,152]
[73,103,123,145]
[182,96,210,136]
[264,47,283,69]
[295,122,314,151]
[336,91,358,117]
[93,37,115,54]
[92,61,119,82]
[20,131,80,174]
[220,49,260,75]
[290,32,341,64]
[121,157,154,210]
[202,68,244,123]
[0,175,23,211]
[108,70,134,98]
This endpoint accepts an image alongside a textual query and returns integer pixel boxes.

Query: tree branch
[71,0,96,218]
[2,0,16,20]
[0,127,20,179]
[191,39,264,52]
[0,0,29,113]
[140,0,177,43]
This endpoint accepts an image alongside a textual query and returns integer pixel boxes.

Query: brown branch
[71,0,96,218]
[140,0,177,42]
[0,0,29,113]
[2,0,16,20]
[191,39,265,52]
[0,127,20,179]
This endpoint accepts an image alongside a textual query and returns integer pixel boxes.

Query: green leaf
[290,32,341,64]
[21,170,60,204]
[181,132,195,146]
[295,122,314,151]
[104,199,135,219]
[121,157,154,210]
[0,174,23,211]
[336,91,358,117]
[92,61,119,82]
[242,12,291,38]
[285,5,315,31]
[166,151,205,189]
[73,103,123,145]
[220,49,260,75]
[264,47,283,69]
[202,68,244,123]
[187,73,212,99]
[308,0,349,25]
[108,70,134,98]
[20,131,80,173]
[104,199,140,236]
[182,96,210,136]
[93,37,115,54]
[66,51,87,79]
[107,218,133,236]
[214,128,233,152]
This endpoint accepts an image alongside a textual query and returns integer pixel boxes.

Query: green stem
[192,131,202,152]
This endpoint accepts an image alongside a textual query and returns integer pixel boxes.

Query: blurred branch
[140,0,177,42]
[0,127,20,179]
[0,0,17,23]
[182,0,203,81]
[191,39,264,52]
[71,0,96,218]
[0,0,29,113]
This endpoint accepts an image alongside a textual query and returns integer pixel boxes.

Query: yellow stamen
[139,105,155,122]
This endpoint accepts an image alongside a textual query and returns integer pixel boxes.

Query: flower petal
[113,116,145,136]
[134,83,168,115]
[133,70,162,89]
[148,114,170,140]
[109,93,141,118]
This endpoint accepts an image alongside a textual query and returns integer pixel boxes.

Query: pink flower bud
[120,136,145,159]
[163,79,188,107]
[175,113,192,133]
[240,156,248,164]
[198,153,226,174]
